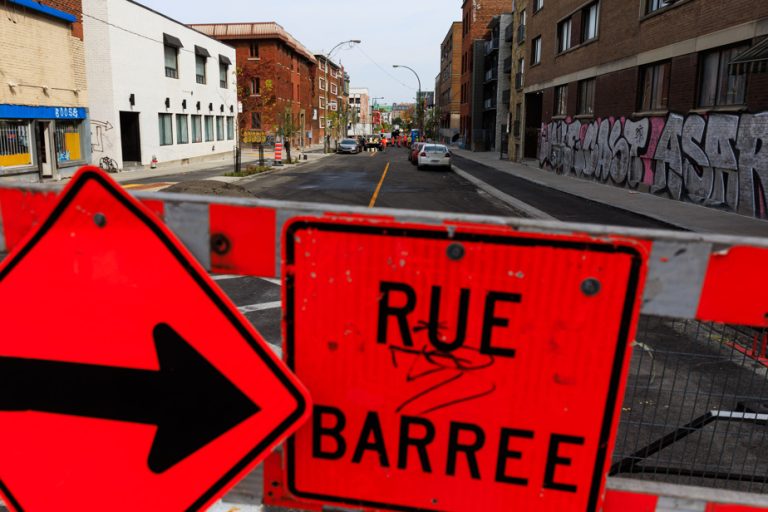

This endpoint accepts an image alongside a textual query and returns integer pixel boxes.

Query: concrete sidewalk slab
[452,149,768,238]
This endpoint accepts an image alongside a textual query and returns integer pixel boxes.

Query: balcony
[484,67,498,83]
[485,38,500,55]
[515,72,524,91]
[505,24,514,42]
[517,24,526,45]
[484,97,497,110]
[503,56,512,73]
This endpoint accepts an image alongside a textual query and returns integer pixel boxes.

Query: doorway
[524,92,543,160]
[120,112,141,164]
[36,121,54,179]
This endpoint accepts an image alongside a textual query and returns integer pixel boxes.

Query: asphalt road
[239,146,523,216]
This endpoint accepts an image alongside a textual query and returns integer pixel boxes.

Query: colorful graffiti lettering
[539,113,768,218]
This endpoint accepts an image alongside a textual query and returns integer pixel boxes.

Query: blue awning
[8,0,77,23]
[0,104,87,120]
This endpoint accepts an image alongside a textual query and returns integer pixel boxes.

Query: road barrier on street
[275,142,283,164]
[0,169,767,511]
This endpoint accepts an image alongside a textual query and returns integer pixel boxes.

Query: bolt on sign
[0,168,310,511]
[283,219,647,511]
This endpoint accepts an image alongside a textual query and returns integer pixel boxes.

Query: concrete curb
[451,164,557,221]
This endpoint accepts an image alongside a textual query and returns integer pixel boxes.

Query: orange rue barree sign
[283,219,646,511]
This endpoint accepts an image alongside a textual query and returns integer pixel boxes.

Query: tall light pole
[392,64,423,137]
[323,39,360,153]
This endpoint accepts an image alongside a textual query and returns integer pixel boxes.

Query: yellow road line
[368,162,390,208]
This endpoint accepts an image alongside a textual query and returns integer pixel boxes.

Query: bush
[224,164,272,177]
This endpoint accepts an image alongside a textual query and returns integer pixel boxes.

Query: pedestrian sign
[284,219,646,511]
[0,167,309,511]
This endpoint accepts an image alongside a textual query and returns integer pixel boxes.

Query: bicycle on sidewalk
[99,156,120,173]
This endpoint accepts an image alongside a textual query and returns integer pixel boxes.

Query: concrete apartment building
[1,0,89,182]
[459,0,510,150]
[315,55,347,145]
[349,88,370,136]
[192,22,317,149]
[437,22,462,144]
[84,1,236,171]
[507,0,527,161]
[525,0,768,219]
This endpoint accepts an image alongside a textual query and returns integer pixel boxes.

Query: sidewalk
[451,149,768,238]
[111,145,329,184]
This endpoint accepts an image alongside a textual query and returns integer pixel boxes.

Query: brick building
[507,0,527,161]
[525,0,768,219]
[1,0,89,182]
[191,23,318,149]
[315,55,347,147]
[459,0,510,149]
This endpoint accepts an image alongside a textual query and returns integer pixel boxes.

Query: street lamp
[323,39,361,153]
[392,64,423,137]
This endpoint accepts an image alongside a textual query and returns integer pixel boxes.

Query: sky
[136,1,461,104]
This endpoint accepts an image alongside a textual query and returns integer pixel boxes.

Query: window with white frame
[319,77,326,91]
[534,0,543,12]
[554,85,568,116]
[330,83,338,95]
[558,18,572,53]
[582,2,599,42]
[645,0,674,14]
[319,96,326,109]
[532,36,542,65]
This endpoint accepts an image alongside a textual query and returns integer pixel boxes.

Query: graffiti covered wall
[538,113,768,218]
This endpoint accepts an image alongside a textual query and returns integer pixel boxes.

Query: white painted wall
[83,0,237,169]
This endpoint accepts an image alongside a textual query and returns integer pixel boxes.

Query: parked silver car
[337,139,360,154]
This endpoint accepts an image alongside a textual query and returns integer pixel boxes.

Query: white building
[348,88,370,136]
[83,0,237,170]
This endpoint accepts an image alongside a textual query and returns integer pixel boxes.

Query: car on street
[417,144,452,170]
[365,136,383,151]
[337,138,360,154]
[409,142,426,164]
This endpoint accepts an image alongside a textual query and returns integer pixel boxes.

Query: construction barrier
[0,168,766,511]
[274,142,283,164]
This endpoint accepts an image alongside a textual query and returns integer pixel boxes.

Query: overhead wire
[354,45,417,92]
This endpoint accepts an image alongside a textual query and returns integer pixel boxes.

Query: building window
[331,83,338,95]
[638,61,670,111]
[191,115,202,143]
[53,120,84,164]
[645,0,674,14]
[698,44,749,108]
[319,77,326,91]
[219,63,228,88]
[251,77,260,96]
[554,85,568,116]
[577,79,595,115]
[319,96,326,109]
[582,2,600,42]
[196,55,206,84]
[320,116,325,129]
[249,42,259,58]
[227,116,234,140]
[164,45,178,79]
[532,36,542,65]
[159,113,173,145]
[216,116,225,141]
[251,112,261,129]
[534,0,543,12]
[0,121,32,168]
[558,18,572,53]
[204,115,214,141]
[176,114,189,144]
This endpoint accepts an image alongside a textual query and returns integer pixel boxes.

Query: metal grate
[612,315,768,493]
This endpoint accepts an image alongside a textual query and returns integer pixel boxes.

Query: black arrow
[0,323,260,473]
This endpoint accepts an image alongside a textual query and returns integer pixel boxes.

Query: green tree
[277,105,298,162]
[425,105,443,140]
